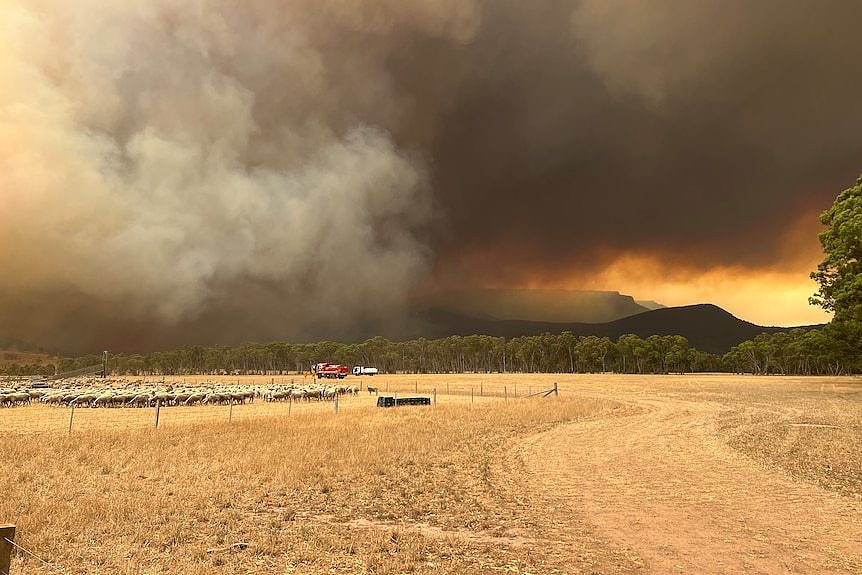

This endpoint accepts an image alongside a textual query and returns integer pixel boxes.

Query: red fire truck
[312,363,349,379]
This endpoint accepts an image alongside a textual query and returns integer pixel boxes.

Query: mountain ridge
[417,304,823,355]
[1,304,823,357]
[422,288,655,323]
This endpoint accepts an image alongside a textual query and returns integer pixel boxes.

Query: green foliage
[723,327,859,375]
[810,175,862,324]
[0,362,55,377]
[65,333,723,376]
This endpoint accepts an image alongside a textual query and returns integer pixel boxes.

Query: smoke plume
[2,0,860,350]
[0,0,480,350]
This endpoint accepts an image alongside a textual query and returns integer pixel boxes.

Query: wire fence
[2,379,562,435]
[3,531,68,575]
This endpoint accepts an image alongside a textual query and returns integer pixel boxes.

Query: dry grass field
[2,374,861,574]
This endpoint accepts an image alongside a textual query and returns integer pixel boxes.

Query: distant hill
[0,336,57,367]
[417,304,821,355]
[422,288,655,323]
[0,335,54,354]
[635,300,666,311]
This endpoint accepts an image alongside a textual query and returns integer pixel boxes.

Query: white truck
[352,366,379,376]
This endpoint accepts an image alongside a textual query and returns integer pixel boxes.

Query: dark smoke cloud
[1,0,860,351]
[427,0,862,283]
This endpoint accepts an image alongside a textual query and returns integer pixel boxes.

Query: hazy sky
[2,0,860,351]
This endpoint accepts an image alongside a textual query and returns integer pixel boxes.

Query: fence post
[288,395,292,415]
[68,404,75,434]
[471,387,474,403]
[154,399,161,429]
[415,381,418,393]
[554,382,558,397]
[0,524,14,575]
[480,381,483,396]
[229,399,234,422]
[504,386,507,402]
[334,393,339,414]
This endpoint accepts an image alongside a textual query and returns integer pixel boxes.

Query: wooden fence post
[0,524,14,575]
[68,404,75,434]
[504,386,507,402]
[471,387,474,403]
[415,381,418,393]
[554,382,558,397]
[288,395,292,415]
[480,381,483,396]
[154,399,161,429]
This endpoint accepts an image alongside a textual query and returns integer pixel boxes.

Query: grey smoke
[1,0,475,350]
[2,0,861,351]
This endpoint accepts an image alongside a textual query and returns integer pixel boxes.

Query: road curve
[521,394,862,574]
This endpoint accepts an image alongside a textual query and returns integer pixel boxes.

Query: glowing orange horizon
[432,208,832,327]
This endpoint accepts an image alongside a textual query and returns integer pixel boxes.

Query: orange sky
[538,209,831,326]
[563,257,830,327]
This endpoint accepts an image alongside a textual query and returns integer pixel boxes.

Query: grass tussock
[2,396,621,574]
[715,390,862,497]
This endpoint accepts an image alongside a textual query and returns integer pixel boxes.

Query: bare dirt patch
[521,376,862,574]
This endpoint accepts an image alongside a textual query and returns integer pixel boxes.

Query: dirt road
[523,392,862,574]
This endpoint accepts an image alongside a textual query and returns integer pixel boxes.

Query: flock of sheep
[0,376,360,409]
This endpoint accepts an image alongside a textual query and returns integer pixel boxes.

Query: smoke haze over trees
[33,329,852,378]
[2,1,862,351]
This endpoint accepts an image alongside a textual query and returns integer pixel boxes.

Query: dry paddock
[2,373,861,574]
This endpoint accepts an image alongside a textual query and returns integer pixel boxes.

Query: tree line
[41,327,854,377]
[4,324,856,378]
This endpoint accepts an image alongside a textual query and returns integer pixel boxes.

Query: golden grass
[2,389,622,574]
[712,384,862,497]
[3,373,860,574]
